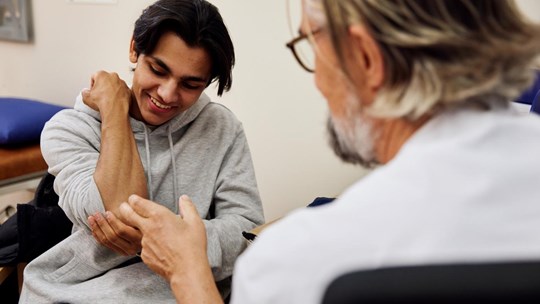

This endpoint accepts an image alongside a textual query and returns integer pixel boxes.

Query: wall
[1,0,539,220]
[517,0,540,22]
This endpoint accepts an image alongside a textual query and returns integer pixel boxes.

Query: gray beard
[326,115,379,169]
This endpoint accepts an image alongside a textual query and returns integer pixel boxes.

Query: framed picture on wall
[0,0,31,42]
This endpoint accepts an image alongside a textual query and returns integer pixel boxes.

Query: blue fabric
[0,98,66,146]
[531,90,540,115]
[307,197,335,207]
[515,71,540,106]
[515,70,540,116]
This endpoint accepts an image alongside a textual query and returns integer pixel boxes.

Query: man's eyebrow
[149,56,208,83]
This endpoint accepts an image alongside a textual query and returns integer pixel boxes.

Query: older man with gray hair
[117,0,540,303]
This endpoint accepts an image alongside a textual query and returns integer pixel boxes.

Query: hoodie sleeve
[202,127,265,282]
[40,109,106,230]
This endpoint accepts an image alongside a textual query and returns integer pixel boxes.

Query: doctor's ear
[348,24,385,90]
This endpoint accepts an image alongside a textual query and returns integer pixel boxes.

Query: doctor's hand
[81,70,133,115]
[118,194,208,282]
[88,211,142,256]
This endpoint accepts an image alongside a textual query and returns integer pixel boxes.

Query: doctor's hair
[310,0,540,119]
[132,0,235,96]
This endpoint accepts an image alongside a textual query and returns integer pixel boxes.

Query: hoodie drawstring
[143,125,154,201]
[168,125,179,214]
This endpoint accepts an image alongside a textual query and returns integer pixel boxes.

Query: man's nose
[158,80,179,103]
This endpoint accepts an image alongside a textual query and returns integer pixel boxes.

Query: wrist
[101,102,130,122]
[100,109,132,133]
[169,255,211,283]
[169,259,223,304]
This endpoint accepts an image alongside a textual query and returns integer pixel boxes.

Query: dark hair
[133,0,235,96]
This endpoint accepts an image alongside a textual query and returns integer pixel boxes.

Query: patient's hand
[88,211,142,256]
[82,70,132,115]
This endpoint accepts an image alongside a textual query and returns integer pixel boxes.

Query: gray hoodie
[20,93,264,303]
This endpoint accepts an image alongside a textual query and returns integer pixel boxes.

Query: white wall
[1,0,539,220]
[517,0,540,22]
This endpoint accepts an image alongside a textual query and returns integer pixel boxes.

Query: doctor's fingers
[178,195,201,223]
[127,194,172,220]
[118,201,146,230]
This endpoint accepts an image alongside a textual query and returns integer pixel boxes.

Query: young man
[19,1,264,302]
[117,0,540,303]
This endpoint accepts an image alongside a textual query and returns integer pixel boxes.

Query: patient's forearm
[94,107,147,213]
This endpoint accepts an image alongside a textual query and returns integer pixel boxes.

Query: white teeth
[150,96,172,109]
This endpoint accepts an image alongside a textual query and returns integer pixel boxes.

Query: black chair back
[322,261,540,304]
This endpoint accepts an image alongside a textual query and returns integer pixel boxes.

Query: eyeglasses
[285,28,324,73]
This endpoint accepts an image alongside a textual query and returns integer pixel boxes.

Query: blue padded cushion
[0,97,66,146]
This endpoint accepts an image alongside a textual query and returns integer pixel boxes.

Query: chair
[322,261,540,304]
[0,172,72,301]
